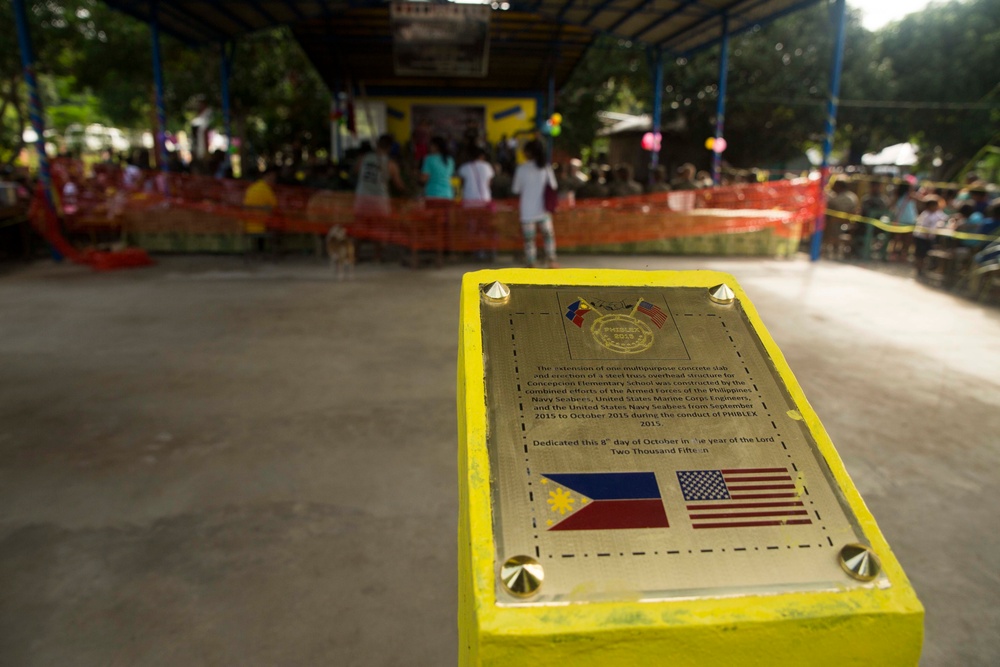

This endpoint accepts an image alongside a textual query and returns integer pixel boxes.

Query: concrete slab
[0,254,997,666]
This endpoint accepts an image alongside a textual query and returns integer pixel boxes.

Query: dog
[325,225,356,280]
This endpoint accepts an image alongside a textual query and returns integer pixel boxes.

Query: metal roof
[292,7,592,94]
[539,0,823,55]
[103,0,825,92]
[101,1,326,45]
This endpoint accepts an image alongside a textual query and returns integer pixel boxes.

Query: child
[913,196,947,275]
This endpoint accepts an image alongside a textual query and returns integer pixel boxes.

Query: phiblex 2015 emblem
[565,297,669,354]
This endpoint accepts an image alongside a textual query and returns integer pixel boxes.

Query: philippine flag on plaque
[541,472,670,530]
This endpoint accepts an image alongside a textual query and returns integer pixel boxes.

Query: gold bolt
[482,281,511,304]
[708,283,736,305]
[838,543,881,582]
[500,555,544,597]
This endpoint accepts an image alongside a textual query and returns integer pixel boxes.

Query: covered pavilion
[13,0,850,259]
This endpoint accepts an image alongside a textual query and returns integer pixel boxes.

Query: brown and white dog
[325,225,356,280]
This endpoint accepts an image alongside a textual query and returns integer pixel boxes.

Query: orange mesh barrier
[27,182,153,271]
[40,160,822,258]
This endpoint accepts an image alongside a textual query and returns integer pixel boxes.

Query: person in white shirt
[512,139,558,268]
[913,196,948,275]
[458,147,494,208]
[458,147,497,259]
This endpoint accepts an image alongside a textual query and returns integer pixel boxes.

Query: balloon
[550,125,561,137]
[704,137,715,150]
[713,137,727,153]
[641,132,662,151]
[551,113,563,125]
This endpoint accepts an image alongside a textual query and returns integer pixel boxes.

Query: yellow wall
[458,268,924,667]
[377,96,538,146]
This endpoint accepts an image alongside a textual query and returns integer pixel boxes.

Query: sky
[850,0,938,30]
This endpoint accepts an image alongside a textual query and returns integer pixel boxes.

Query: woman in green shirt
[420,137,455,204]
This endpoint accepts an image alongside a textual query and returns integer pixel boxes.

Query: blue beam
[555,0,576,21]
[248,1,281,24]
[650,49,664,172]
[163,0,255,34]
[364,87,549,99]
[282,0,308,21]
[203,2,255,33]
[580,0,623,29]
[678,0,822,58]
[811,0,848,262]
[151,1,169,172]
[100,1,219,44]
[634,0,706,43]
[155,2,227,44]
[712,14,729,184]
[12,0,56,219]
[654,0,751,50]
[609,0,712,37]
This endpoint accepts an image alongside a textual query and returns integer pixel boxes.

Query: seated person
[646,166,671,194]
[608,164,644,198]
[576,166,609,200]
[671,163,700,190]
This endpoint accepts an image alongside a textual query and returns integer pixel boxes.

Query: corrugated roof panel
[101,0,826,91]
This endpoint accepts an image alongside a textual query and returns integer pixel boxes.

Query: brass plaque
[481,284,883,605]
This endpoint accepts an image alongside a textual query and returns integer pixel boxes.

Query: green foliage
[223,28,331,162]
[1,1,331,165]
[557,0,998,174]
[558,38,655,157]
[877,0,1000,176]
[0,0,146,160]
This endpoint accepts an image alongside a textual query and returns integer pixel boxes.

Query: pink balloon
[712,137,727,153]
[641,132,662,151]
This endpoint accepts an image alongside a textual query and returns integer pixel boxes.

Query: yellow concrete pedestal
[458,269,923,666]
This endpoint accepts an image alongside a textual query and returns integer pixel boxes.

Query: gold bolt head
[708,283,736,305]
[483,281,511,304]
[838,543,881,582]
[500,555,544,597]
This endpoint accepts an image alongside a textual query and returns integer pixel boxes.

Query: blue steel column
[650,49,664,172]
[547,72,555,157]
[333,77,342,163]
[810,0,848,261]
[151,1,169,171]
[12,0,55,210]
[220,42,233,153]
[712,15,730,184]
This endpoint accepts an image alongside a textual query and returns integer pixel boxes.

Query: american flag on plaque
[635,300,668,328]
[675,467,812,529]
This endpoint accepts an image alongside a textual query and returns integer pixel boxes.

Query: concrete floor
[0,254,997,666]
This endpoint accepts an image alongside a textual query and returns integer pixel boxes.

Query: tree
[555,0,998,176]
[558,37,656,159]
[876,0,1000,177]
[1,0,149,162]
[1,1,332,169]
[556,4,890,172]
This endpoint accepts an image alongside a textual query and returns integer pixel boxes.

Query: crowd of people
[331,126,732,266]
[823,172,999,282]
[4,130,998,284]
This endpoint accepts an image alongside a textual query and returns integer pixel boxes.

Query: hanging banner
[391,2,490,78]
